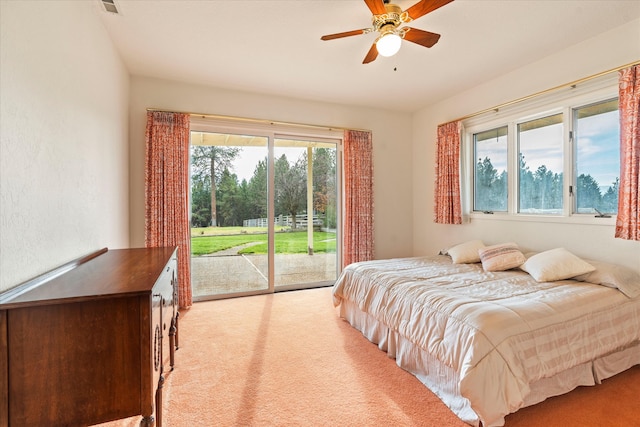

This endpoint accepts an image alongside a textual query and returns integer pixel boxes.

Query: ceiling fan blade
[404,0,454,21]
[363,43,379,64]
[364,0,387,15]
[321,29,368,41]
[403,27,441,48]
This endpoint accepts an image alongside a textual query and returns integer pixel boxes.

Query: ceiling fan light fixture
[376,32,402,57]
[320,0,454,64]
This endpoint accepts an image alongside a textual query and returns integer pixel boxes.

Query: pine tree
[191,146,241,226]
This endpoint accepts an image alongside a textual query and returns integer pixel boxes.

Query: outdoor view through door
[190,129,340,300]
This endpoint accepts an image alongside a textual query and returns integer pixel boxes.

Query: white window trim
[462,74,619,226]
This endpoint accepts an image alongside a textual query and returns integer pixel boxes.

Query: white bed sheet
[332,256,640,426]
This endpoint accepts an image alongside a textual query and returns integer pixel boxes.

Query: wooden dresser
[0,246,179,427]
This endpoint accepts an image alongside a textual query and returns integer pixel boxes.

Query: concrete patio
[191,250,337,299]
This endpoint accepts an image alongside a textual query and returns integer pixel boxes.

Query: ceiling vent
[100,0,119,14]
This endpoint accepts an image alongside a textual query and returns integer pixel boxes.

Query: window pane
[574,99,619,214]
[474,126,507,212]
[518,114,564,214]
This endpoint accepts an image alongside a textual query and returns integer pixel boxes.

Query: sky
[215,110,620,192]
[475,110,619,189]
[229,146,309,183]
[575,110,620,188]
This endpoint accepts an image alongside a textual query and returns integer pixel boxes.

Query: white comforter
[332,256,640,426]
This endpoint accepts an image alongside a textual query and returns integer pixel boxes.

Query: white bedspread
[332,256,640,426]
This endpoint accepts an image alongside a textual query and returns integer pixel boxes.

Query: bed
[332,242,640,427]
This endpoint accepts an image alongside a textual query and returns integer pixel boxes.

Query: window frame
[462,76,619,226]
[571,97,620,215]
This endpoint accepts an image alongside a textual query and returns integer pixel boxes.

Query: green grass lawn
[191,226,271,237]
[191,229,336,256]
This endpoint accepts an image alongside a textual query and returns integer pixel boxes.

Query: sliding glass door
[273,138,338,290]
[189,125,341,300]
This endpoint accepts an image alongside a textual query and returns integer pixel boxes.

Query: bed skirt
[339,299,640,426]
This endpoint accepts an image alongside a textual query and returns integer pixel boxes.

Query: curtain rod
[145,108,370,133]
[148,60,638,128]
[453,60,640,123]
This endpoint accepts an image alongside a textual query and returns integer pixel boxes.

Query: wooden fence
[243,214,324,228]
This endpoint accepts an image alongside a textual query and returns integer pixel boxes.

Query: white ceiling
[97,0,640,113]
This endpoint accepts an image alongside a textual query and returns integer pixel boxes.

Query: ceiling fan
[320,0,454,64]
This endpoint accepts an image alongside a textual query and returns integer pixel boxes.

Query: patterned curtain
[343,129,374,266]
[434,120,463,224]
[145,111,193,308]
[615,65,640,241]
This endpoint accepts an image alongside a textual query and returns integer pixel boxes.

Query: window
[518,113,564,215]
[473,126,507,212]
[574,98,620,214]
[466,86,620,221]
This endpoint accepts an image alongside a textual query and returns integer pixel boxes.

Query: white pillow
[573,260,640,298]
[479,243,526,272]
[520,248,595,282]
[447,240,485,264]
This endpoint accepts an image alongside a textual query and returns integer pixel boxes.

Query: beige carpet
[98,287,640,426]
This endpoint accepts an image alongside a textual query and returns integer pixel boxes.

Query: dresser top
[0,247,177,309]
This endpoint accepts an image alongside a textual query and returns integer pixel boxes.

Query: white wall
[128,77,414,261]
[0,1,130,292]
[412,19,640,272]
